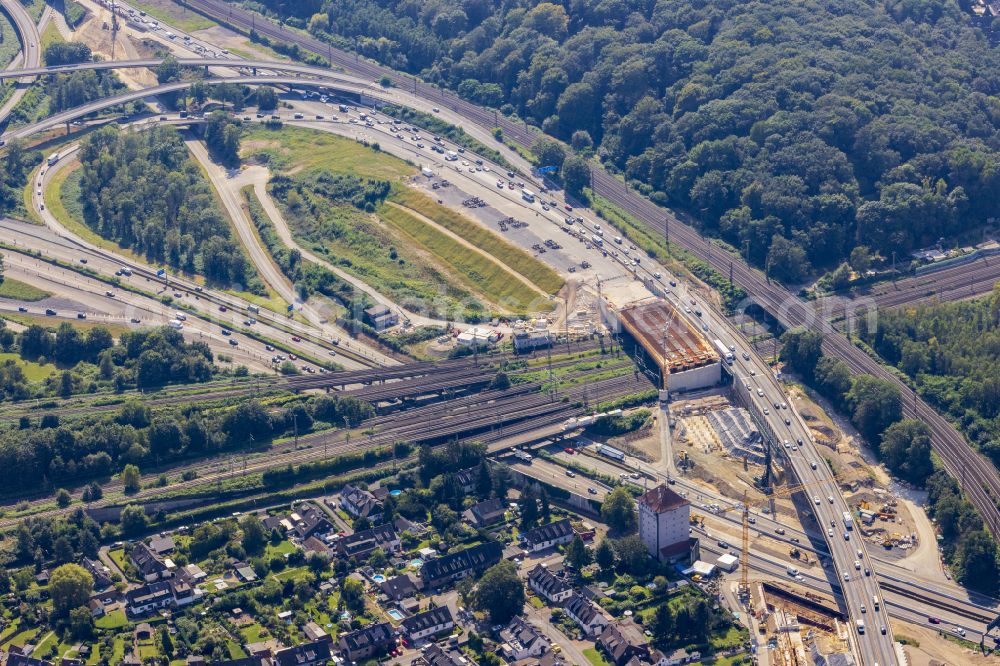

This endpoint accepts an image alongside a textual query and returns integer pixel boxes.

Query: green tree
[561,155,591,197]
[120,504,147,535]
[879,420,934,485]
[650,602,675,646]
[69,605,94,639]
[956,530,1000,595]
[846,375,903,444]
[565,535,591,570]
[49,564,93,617]
[240,514,268,555]
[531,138,565,170]
[520,486,539,527]
[612,534,648,575]
[601,487,637,535]
[473,560,524,624]
[766,235,811,283]
[56,488,71,508]
[159,625,174,658]
[256,86,278,111]
[595,539,614,570]
[849,246,872,274]
[779,329,824,380]
[122,464,141,494]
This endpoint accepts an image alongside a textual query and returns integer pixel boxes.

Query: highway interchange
[1,1,999,663]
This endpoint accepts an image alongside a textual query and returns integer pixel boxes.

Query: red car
[564,447,575,454]
[564,204,573,211]
[928,617,941,624]
[289,354,298,361]
[292,336,301,342]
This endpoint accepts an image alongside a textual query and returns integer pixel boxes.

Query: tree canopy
[253,0,1000,277]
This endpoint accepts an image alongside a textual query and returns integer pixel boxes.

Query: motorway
[0,0,41,124]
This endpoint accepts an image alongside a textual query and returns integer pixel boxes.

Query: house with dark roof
[499,617,548,661]
[521,519,574,553]
[527,565,572,604]
[419,541,502,589]
[130,542,171,582]
[453,467,478,493]
[380,573,418,602]
[336,622,395,662]
[414,644,474,666]
[80,557,113,589]
[212,658,267,666]
[598,621,650,666]
[462,498,506,527]
[125,581,174,616]
[336,523,399,560]
[273,640,331,666]
[400,606,454,643]
[564,593,610,637]
[287,503,333,542]
[148,536,175,555]
[6,655,52,666]
[340,484,383,521]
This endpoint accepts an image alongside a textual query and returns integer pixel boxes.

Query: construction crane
[738,478,836,599]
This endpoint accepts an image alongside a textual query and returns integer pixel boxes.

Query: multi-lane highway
[0,0,41,124]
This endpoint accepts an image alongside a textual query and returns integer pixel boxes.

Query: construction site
[610,298,722,394]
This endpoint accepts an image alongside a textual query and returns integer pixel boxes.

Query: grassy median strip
[0,278,50,301]
[390,187,564,295]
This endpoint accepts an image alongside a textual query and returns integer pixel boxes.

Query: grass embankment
[379,203,545,312]
[0,279,50,302]
[389,187,564,294]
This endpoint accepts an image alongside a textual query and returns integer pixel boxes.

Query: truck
[713,339,735,364]
[521,188,536,203]
[248,305,260,314]
[513,450,533,463]
[47,153,60,166]
[591,235,603,247]
[856,619,865,635]
[843,511,854,530]
[421,167,434,177]
[445,150,458,161]
[167,319,183,330]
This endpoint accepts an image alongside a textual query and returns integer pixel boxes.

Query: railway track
[0,366,650,527]
[859,256,1000,309]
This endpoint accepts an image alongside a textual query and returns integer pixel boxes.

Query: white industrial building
[638,485,691,562]
[456,326,500,347]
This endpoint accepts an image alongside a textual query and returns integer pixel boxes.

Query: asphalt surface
[0,0,41,124]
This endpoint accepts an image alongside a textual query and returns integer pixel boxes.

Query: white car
[814,496,821,506]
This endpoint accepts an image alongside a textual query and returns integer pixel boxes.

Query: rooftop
[638,484,689,513]
[617,300,717,373]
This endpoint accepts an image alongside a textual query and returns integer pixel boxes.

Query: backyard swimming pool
[387,609,405,621]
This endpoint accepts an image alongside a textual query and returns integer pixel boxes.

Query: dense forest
[860,286,1000,466]
[247,0,1000,281]
[0,142,39,217]
[76,126,262,291]
[780,328,999,593]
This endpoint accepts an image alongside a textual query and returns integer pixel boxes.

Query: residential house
[521,519,574,553]
[213,658,268,666]
[87,598,106,618]
[125,581,174,616]
[379,574,418,602]
[336,622,395,662]
[287,503,333,542]
[182,564,207,583]
[400,606,454,643]
[6,655,52,666]
[499,617,548,662]
[301,537,331,558]
[148,536,175,556]
[273,640,331,666]
[302,622,331,644]
[527,565,572,605]
[235,564,258,583]
[80,557,113,589]
[419,541,502,589]
[130,542,171,582]
[336,524,399,560]
[340,485,383,521]
[598,621,650,666]
[564,593,610,637]
[414,644,475,666]
[453,467,478,493]
[462,498,506,527]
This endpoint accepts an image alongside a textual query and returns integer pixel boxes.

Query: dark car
[45,308,57,316]
[228,339,238,346]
